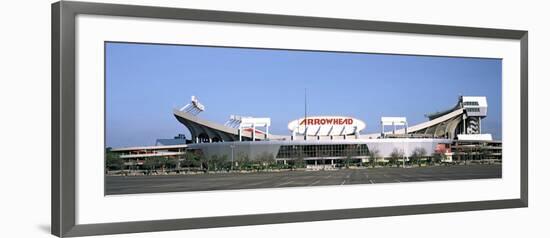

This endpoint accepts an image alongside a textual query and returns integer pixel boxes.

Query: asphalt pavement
[105,164,501,195]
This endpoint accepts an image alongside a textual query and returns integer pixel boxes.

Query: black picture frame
[52,1,528,237]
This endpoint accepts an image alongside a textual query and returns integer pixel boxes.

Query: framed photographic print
[52,1,528,237]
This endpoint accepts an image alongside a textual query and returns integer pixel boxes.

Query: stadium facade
[109,95,501,169]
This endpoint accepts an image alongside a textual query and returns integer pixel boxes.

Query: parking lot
[106,164,501,195]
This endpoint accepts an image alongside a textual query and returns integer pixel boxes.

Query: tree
[291,148,305,170]
[389,148,404,167]
[410,147,427,167]
[106,151,124,171]
[256,152,275,170]
[202,155,224,172]
[342,145,358,169]
[464,148,473,165]
[480,147,492,163]
[432,152,445,165]
[235,152,251,171]
[142,158,158,173]
[208,155,217,171]
[157,157,170,173]
[218,155,230,171]
[142,157,177,174]
[182,152,202,171]
[165,157,179,171]
[369,148,381,168]
[207,155,229,171]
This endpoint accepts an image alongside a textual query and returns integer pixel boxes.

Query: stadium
[110,95,502,170]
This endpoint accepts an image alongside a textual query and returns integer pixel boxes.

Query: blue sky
[106,42,502,148]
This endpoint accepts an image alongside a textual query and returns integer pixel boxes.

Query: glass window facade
[276,144,369,159]
[463,101,479,106]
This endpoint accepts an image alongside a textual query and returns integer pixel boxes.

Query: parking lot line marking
[394,179,401,183]
[310,180,321,186]
[369,180,374,184]
[341,180,346,185]
[247,181,268,187]
[275,181,293,187]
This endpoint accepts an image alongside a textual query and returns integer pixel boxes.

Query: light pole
[230,143,235,171]
[402,138,406,168]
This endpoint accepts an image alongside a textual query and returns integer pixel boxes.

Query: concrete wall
[188,138,451,160]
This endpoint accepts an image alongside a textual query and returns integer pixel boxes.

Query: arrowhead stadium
[111,95,502,169]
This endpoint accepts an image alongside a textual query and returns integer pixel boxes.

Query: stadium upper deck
[174,96,491,143]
